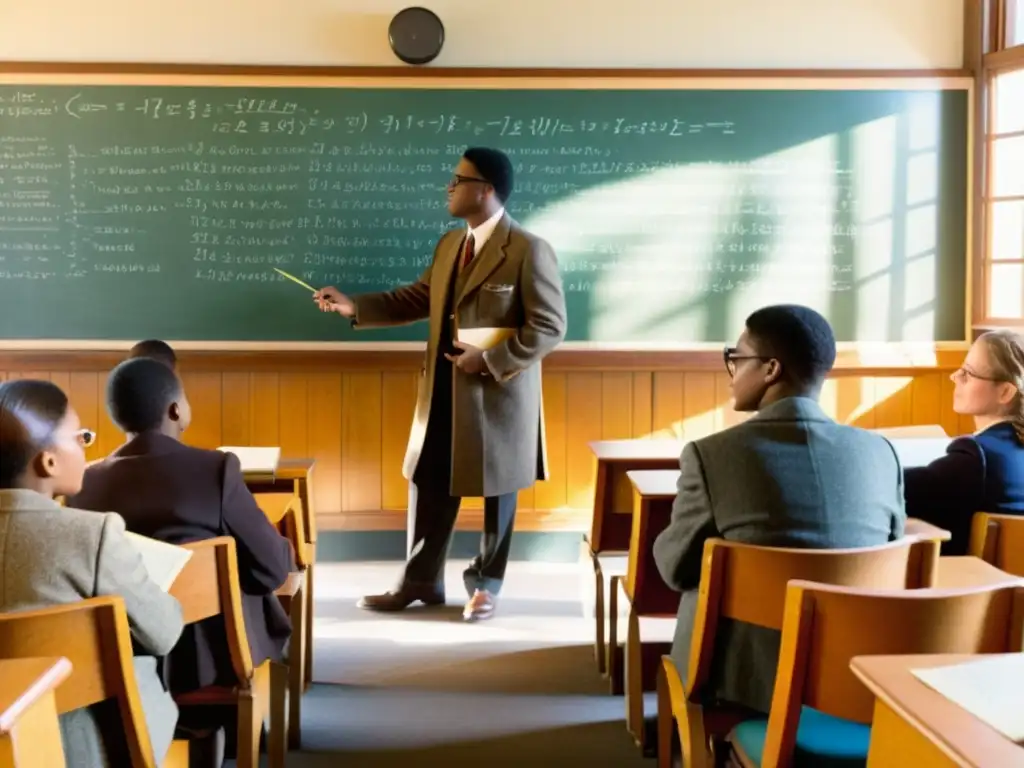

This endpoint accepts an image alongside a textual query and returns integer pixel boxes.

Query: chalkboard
[0,78,969,344]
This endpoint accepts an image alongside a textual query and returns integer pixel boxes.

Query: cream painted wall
[1,0,963,69]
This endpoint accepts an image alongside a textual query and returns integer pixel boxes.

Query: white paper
[887,437,952,468]
[912,655,1024,743]
[217,446,281,474]
[457,327,516,350]
[873,425,949,439]
[124,531,193,592]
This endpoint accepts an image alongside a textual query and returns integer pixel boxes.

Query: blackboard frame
[0,68,974,352]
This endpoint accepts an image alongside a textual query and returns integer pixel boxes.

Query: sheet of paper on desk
[457,327,516,350]
[217,446,281,474]
[912,655,1024,743]
[124,532,193,592]
[887,437,951,468]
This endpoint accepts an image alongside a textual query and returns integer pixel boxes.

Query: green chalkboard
[0,81,968,343]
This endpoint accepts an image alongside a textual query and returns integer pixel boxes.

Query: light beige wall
[2,0,963,69]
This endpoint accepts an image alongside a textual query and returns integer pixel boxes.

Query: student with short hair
[128,339,177,370]
[652,304,905,716]
[905,330,1024,553]
[0,378,183,767]
[68,358,294,765]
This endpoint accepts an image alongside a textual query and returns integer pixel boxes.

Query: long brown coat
[353,214,567,497]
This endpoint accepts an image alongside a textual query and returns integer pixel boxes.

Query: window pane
[1008,0,1024,47]
[992,135,1024,197]
[994,69,1024,134]
[992,201,1024,260]
[989,264,1024,318]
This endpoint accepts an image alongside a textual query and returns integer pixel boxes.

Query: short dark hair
[0,379,70,488]
[745,304,837,388]
[128,339,177,370]
[462,147,514,203]
[106,357,182,434]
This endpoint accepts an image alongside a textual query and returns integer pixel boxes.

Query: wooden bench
[584,440,682,675]
[0,657,71,768]
[245,457,317,690]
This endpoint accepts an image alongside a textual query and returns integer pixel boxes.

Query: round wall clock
[388,7,445,65]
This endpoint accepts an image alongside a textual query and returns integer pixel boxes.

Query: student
[0,379,183,767]
[129,339,177,370]
[905,330,1024,554]
[68,358,294,761]
[652,304,906,717]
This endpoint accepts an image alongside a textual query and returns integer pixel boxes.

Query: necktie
[461,233,475,271]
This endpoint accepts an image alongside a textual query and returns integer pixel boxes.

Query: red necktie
[461,233,475,271]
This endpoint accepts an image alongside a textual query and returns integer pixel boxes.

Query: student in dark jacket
[128,339,178,371]
[905,330,1024,554]
[69,358,295,692]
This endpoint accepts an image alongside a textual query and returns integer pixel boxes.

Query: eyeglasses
[71,428,96,448]
[448,174,489,189]
[723,346,772,378]
[951,366,1003,384]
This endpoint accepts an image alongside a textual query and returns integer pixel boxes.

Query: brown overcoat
[352,214,567,497]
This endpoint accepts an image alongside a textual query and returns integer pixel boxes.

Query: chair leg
[288,585,307,750]
[269,662,288,768]
[303,561,315,690]
[657,667,675,768]
[235,690,262,768]
[608,575,623,694]
[625,605,645,746]
[594,565,607,675]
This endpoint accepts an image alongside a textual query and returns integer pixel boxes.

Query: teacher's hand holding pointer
[313,286,356,317]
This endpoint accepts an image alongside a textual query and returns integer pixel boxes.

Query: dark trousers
[401,354,518,596]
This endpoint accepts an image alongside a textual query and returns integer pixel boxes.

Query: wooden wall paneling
[66,372,102,461]
[221,372,252,446]
[341,372,383,513]
[180,373,223,450]
[305,373,343,524]
[534,373,568,512]
[910,373,944,425]
[250,372,281,445]
[631,372,654,437]
[872,377,914,427]
[278,373,309,463]
[601,372,636,440]
[682,372,718,439]
[565,372,604,510]
[651,372,685,437]
[380,372,417,511]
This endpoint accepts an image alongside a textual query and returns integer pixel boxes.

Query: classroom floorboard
[232,560,652,767]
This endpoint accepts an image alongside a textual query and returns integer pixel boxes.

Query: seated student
[905,330,1024,554]
[0,379,183,767]
[129,338,177,370]
[68,358,294,696]
[652,304,906,718]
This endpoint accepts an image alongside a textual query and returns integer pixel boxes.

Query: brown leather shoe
[358,587,445,612]
[462,589,495,621]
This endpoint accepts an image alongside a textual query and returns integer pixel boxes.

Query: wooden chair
[729,580,1024,767]
[0,598,190,767]
[256,491,311,749]
[170,537,286,768]
[584,440,682,675]
[656,537,940,768]
[969,512,1024,576]
[246,458,317,690]
[0,657,72,768]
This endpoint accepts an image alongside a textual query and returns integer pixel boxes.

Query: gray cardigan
[0,488,184,767]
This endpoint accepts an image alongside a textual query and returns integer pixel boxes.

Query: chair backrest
[687,537,936,694]
[169,536,253,684]
[970,512,1024,576]
[0,597,161,767]
[255,492,310,569]
[762,580,1024,765]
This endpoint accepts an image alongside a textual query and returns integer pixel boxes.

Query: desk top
[626,469,680,498]
[936,556,1023,588]
[905,518,953,542]
[0,657,72,734]
[590,439,683,462]
[851,654,1024,767]
[242,457,315,483]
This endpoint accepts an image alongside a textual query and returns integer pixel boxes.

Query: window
[985,67,1024,319]
[1008,0,1024,47]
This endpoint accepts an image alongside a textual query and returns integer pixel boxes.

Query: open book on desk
[457,327,516,350]
[123,532,193,592]
[217,446,281,475]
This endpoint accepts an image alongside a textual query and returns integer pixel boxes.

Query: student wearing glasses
[0,379,184,767]
[651,304,905,724]
[904,330,1024,554]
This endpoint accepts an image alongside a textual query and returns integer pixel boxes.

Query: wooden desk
[244,458,316,689]
[618,469,681,744]
[0,657,71,768]
[584,440,680,677]
[852,654,1024,767]
[935,556,1023,588]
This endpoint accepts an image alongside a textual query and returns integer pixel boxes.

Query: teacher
[313,147,567,621]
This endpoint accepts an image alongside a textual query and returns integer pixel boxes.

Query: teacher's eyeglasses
[723,347,772,378]
[448,174,489,189]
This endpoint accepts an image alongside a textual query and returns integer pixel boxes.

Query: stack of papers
[124,532,193,592]
[912,655,1024,743]
[887,437,952,468]
[217,446,281,474]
